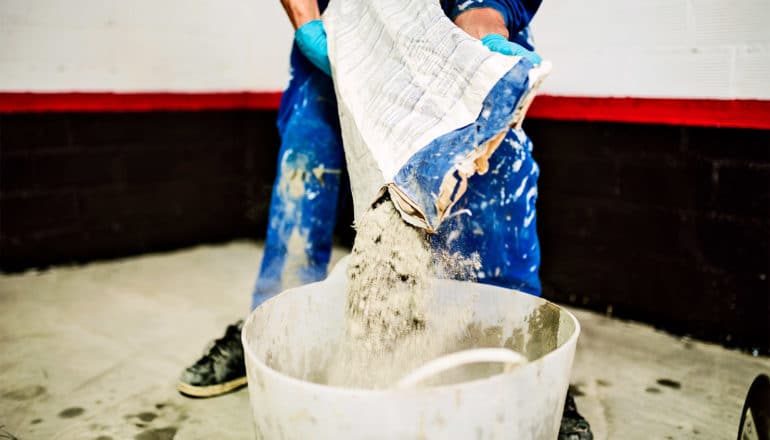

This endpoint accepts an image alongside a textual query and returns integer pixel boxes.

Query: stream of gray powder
[346,199,432,353]
[324,198,481,388]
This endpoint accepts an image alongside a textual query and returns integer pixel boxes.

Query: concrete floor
[1,241,767,440]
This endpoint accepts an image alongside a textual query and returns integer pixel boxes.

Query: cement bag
[324,0,550,232]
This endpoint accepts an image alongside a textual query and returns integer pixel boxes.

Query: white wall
[531,0,770,99]
[1,0,769,99]
[0,0,294,92]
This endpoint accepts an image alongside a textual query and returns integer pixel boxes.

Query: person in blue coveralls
[179,0,540,395]
[177,1,592,437]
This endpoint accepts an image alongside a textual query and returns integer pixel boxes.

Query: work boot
[558,390,593,440]
[177,320,247,398]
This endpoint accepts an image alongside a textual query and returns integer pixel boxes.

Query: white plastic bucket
[242,257,580,439]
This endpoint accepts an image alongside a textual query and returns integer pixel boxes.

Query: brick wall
[1,111,767,352]
[0,111,281,269]
[526,120,769,353]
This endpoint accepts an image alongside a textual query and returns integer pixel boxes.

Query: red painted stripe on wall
[527,96,770,130]
[1,92,769,129]
[0,91,283,113]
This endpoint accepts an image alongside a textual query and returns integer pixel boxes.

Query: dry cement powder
[324,198,481,388]
[346,199,433,352]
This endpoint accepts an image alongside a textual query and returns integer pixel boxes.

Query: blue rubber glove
[295,19,332,76]
[481,34,542,65]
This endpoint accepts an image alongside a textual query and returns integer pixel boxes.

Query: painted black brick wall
[1,111,767,352]
[0,111,281,268]
[525,120,769,353]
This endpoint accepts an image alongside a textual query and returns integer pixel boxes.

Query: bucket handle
[395,348,527,389]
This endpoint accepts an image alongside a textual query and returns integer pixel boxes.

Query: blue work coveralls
[252,0,543,310]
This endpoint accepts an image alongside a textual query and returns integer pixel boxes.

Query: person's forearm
[280,0,321,30]
[453,7,509,40]
[448,0,542,40]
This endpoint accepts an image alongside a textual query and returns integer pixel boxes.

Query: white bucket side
[242,260,580,439]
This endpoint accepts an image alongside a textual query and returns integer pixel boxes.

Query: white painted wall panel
[602,1,690,48]
[1,0,768,99]
[692,0,770,46]
[733,45,770,97]
[0,0,294,91]
[622,47,734,98]
[532,0,770,99]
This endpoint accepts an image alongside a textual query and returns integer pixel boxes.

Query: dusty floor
[1,241,767,439]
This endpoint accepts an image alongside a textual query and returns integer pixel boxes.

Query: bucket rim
[241,278,580,396]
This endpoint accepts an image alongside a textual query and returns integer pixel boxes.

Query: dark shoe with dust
[558,391,593,440]
[177,320,247,398]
